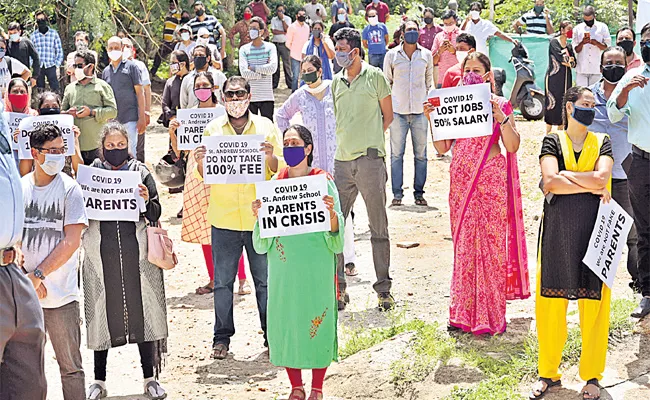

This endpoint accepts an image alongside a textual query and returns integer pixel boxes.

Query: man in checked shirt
[30,10,64,93]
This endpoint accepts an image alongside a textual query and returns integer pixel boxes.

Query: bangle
[500,116,510,125]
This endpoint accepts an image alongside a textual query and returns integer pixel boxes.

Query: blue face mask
[0,48,5,59]
[404,30,419,44]
[571,105,596,127]
[283,146,307,167]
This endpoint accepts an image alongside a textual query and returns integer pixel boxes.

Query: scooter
[507,42,545,121]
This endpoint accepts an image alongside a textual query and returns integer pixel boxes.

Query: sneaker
[378,292,395,311]
[338,291,350,311]
[87,382,107,400]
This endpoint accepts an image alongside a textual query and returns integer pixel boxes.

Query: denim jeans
[211,227,268,347]
[291,58,302,92]
[43,301,85,400]
[389,113,428,200]
[369,53,386,70]
[123,121,138,158]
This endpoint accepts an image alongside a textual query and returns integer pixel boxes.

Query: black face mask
[37,19,49,34]
[195,9,205,17]
[424,17,433,25]
[571,105,596,127]
[602,64,626,83]
[643,46,650,63]
[617,39,635,56]
[180,15,191,24]
[104,148,130,167]
[297,15,306,22]
[194,56,208,70]
[584,19,595,27]
[39,107,60,115]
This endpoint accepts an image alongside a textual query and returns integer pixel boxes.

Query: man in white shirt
[270,4,293,89]
[304,0,327,22]
[21,124,88,400]
[461,1,516,55]
[573,6,610,86]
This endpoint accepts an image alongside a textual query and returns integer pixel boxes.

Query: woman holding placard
[252,124,343,400]
[531,86,613,400]
[5,78,38,166]
[423,52,530,336]
[82,121,168,400]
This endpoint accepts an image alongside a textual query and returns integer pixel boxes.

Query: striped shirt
[163,11,181,43]
[238,42,278,103]
[518,10,550,35]
[188,15,223,47]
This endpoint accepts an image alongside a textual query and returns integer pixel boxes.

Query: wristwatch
[33,268,46,280]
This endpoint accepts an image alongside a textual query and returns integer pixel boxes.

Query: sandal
[308,388,323,400]
[195,282,214,295]
[529,377,561,400]
[344,263,358,277]
[581,379,600,400]
[144,380,167,399]
[415,197,428,206]
[289,387,306,400]
[391,198,402,207]
[212,343,228,360]
[237,280,252,295]
[87,383,107,400]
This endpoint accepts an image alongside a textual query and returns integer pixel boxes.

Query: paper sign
[18,115,75,159]
[76,165,145,222]
[256,174,331,238]
[427,83,493,140]
[582,199,634,288]
[3,112,28,150]
[202,135,265,184]
[176,106,226,150]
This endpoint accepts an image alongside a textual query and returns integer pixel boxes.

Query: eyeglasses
[641,41,650,49]
[73,63,86,69]
[35,146,67,155]
[224,90,248,99]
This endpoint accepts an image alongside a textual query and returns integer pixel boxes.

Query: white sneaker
[86,381,107,400]
[144,378,167,399]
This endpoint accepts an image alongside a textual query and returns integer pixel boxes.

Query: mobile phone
[585,32,591,40]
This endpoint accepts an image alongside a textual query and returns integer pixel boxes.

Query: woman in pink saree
[424,52,530,335]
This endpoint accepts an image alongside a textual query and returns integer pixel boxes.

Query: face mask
[368,16,379,26]
[423,17,433,25]
[37,20,48,34]
[338,14,346,22]
[170,62,180,75]
[617,40,635,56]
[103,147,130,167]
[244,12,252,20]
[533,5,544,14]
[283,146,306,167]
[642,45,650,63]
[0,49,6,59]
[456,51,469,62]
[8,93,29,110]
[197,37,209,45]
[404,31,419,44]
[302,71,319,84]
[443,24,456,33]
[571,105,596,126]
[9,33,20,42]
[470,10,480,20]
[602,64,626,83]
[297,15,306,22]
[181,16,191,24]
[108,50,122,61]
[313,30,322,39]
[249,29,260,40]
[74,67,88,81]
[123,48,133,60]
[196,9,205,17]
[194,56,208,70]
[39,154,65,176]
[584,19,595,28]
[194,88,213,102]
[39,107,60,115]
[566,29,573,39]
[75,40,88,51]
[225,99,250,118]
[181,32,190,41]
[462,71,486,86]
[335,49,355,69]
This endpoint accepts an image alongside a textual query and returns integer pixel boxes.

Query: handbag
[154,151,186,188]
[147,221,178,270]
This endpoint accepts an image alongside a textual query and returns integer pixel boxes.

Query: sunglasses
[224,90,248,99]
[73,63,86,69]
[36,146,67,155]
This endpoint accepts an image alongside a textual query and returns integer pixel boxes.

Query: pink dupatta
[451,96,530,300]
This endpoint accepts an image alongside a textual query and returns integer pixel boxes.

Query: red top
[441,63,462,88]
[277,167,331,180]
[249,1,268,23]
[365,2,390,23]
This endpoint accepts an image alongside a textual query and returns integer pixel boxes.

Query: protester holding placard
[252,124,343,400]
[194,76,283,360]
[533,86,613,400]
[4,77,38,165]
[81,122,167,400]
[424,52,529,336]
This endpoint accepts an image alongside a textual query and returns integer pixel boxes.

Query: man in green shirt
[62,50,118,164]
[331,27,394,311]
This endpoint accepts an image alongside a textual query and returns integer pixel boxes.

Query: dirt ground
[42,88,650,399]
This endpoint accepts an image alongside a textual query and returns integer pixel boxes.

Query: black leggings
[94,341,155,381]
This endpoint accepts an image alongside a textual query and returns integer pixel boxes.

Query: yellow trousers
[536,273,611,382]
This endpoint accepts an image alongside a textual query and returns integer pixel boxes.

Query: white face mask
[181,32,191,41]
[39,154,65,176]
[122,48,133,60]
[197,37,209,46]
[443,24,456,33]
[470,11,480,20]
[108,50,122,61]
[74,67,88,81]
[9,33,20,42]
[368,16,379,26]
[456,51,469,63]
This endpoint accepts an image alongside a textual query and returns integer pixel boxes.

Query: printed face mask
[76,40,88,51]
[194,88,213,102]
[462,71,487,86]
[283,146,306,167]
[39,154,65,176]
[225,99,250,118]
[571,105,596,126]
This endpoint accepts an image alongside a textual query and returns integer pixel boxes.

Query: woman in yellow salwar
[532,86,613,400]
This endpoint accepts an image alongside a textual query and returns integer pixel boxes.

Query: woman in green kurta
[253,124,344,400]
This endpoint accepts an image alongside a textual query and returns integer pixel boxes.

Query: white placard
[76,165,146,222]
[18,115,75,159]
[427,83,493,140]
[202,134,265,184]
[176,106,226,150]
[256,174,331,238]
[4,112,28,150]
[582,199,634,288]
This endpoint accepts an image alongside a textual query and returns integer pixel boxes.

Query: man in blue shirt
[607,22,650,318]
[590,46,638,293]
[362,8,389,69]
[30,10,63,92]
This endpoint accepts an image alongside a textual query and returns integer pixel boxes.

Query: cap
[197,27,210,37]
[192,0,204,7]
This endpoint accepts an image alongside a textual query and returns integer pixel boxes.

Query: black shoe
[631,297,650,318]
[629,280,641,294]
[338,291,350,311]
[378,292,395,311]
